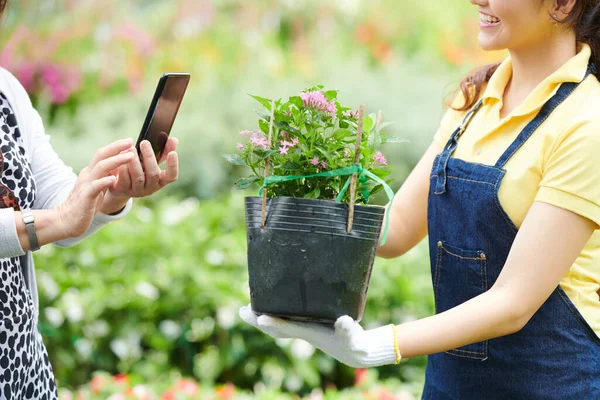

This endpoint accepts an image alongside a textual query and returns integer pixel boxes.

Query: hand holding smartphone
[136,73,190,161]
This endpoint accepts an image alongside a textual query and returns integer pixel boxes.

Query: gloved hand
[239,304,400,368]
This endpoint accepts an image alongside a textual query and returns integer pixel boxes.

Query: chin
[478,36,505,52]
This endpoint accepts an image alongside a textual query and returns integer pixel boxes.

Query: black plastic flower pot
[245,196,385,323]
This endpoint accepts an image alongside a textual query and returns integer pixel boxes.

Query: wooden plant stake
[261,101,276,228]
[347,105,365,233]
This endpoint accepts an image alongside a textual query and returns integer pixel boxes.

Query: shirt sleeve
[26,106,133,248]
[535,120,600,228]
[0,69,132,252]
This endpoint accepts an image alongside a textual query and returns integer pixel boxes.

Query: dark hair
[453,1,600,111]
[0,0,6,15]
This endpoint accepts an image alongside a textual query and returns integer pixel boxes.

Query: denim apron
[424,65,600,399]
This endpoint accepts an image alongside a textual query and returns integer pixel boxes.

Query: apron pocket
[434,240,489,360]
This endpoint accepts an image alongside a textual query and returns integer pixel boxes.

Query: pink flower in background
[250,133,269,149]
[311,157,320,166]
[236,143,244,150]
[280,139,298,149]
[292,138,299,146]
[320,161,327,169]
[343,109,360,119]
[374,151,387,165]
[115,22,157,58]
[301,91,337,118]
[344,149,351,158]
[14,63,35,93]
[279,146,289,155]
[240,130,253,136]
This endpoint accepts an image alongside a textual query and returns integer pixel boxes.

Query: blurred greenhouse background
[0,0,506,398]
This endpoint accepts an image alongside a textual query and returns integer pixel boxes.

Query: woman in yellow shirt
[241,0,600,398]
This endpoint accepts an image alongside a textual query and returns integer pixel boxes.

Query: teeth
[480,13,500,24]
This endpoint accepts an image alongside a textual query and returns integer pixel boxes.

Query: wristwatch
[21,209,40,251]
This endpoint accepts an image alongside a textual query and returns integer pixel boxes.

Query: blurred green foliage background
[0,0,506,398]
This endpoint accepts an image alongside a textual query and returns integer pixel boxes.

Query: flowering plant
[226,86,405,204]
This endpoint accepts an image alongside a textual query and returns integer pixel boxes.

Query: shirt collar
[481,43,592,115]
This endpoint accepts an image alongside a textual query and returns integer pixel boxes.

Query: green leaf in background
[278,162,302,171]
[254,149,278,159]
[249,94,275,111]
[223,154,246,166]
[303,187,320,199]
[384,136,411,144]
[235,177,259,190]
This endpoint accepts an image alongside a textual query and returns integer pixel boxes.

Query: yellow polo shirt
[433,43,600,336]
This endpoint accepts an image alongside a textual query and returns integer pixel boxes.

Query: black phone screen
[142,74,190,159]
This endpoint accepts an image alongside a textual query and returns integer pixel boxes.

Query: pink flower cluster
[374,151,387,165]
[301,91,337,118]
[239,130,270,150]
[343,109,360,119]
[13,62,82,105]
[311,156,327,169]
[279,138,299,155]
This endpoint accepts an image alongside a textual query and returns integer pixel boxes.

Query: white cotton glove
[239,304,400,368]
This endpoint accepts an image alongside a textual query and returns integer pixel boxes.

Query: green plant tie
[258,164,394,246]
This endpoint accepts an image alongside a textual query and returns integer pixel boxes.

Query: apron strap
[434,99,484,194]
[495,63,597,169]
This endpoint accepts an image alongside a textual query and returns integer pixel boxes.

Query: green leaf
[324,90,338,101]
[274,121,301,135]
[278,162,302,171]
[362,116,374,138]
[222,154,246,166]
[376,121,395,132]
[235,176,258,190]
[288,96,303,109]
[258,119,269,134]
[248,94,274,111]
[333,128,352,140]
[371,168,391,179]
[253,149,278,159]
[303,187,320,199]
[384,136,410,144]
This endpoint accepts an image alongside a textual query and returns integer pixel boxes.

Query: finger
[159,151,179,187]
[334,316,365,352]
[116,163,131,190]
[128,147,146,193]
[159,137,178,164]
[90,138,134,168]
[239,305,260,328]
[90,176,117,196]
[140,141,161,191]
[92,153,135,178]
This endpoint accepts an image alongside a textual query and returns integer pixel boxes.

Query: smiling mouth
[480,12,501,25]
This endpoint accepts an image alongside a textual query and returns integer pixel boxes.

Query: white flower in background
[62,289,83,323]
[285,374,303,393]
[83,320,110,339]
[205,249,225,266]
[38,273,59,300]
[132,385,152,399]
[107,394,126,400]
[291,339,315,359]
[44,307,64,328]
[216,307,236,329]
[337,0,362,17]
[160,197,199,226]
[110,331,142,360]
[136,206,153,223]
[305,389,325,400]
[78,250,95,267]
[110,338,128,360]
[94,23,112,43]
[74,338,92,359]
[135,281,159,301]
[159,320,182,340]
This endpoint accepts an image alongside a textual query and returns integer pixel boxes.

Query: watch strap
[22,209,40,251]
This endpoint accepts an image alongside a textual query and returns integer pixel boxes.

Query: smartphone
[136,72,190,161]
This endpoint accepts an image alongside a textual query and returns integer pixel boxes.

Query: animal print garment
[0,92,58,400]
